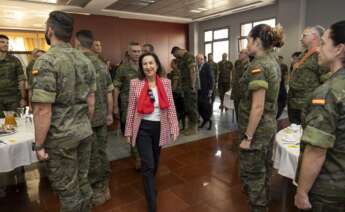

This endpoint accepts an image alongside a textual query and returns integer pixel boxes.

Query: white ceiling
[0,0,276,30]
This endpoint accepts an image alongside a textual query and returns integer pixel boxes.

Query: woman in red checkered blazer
[124,52,179,212]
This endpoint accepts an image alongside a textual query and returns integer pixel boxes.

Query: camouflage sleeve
[31,57,56,103]
[187,56,196,70]
[247,64,268,91]
[301,91,337,149]
[25,62,32,88]
[106,71,114,92]
[88,62,97,92]
[113,66,123,89]
[229,61,234,70]
[15,57,25,81]
[172,71,179,81]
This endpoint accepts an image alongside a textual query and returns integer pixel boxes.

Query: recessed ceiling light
[24,0,58,3]
[190,10,201,13]
[136,2,149,6]
[198,7,208,11]
[140,0,155,3]
[3,10,24,20]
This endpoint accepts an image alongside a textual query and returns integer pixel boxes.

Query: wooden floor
[0,132,299,212]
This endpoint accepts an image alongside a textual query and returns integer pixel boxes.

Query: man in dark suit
[196,54,213,130]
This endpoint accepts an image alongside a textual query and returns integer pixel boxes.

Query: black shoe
[198,121,206,128]
[207,120,212,130]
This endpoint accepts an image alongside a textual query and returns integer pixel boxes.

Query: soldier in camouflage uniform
[231,49,250,121]
[218,53,233,111]
[288,26,327,124]
[167,59,185,130]
[31,11,96,212]
[238,24,284,212]
[0,34,26,118]
[0,34,27,196]
[207,53,218,103]
[113,42,141,169]
[295,22,345,211]
[75,30,114,206]
[171,47,198,135]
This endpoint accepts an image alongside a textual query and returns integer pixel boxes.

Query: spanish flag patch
[32,69,39,76]
[312,98,326,105]
[251,69,262,75]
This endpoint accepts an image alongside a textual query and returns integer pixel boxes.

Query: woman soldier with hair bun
[237,24,284,212]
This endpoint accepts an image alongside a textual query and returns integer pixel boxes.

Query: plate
[0,129,16,137]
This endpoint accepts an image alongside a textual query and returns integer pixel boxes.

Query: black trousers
[288,107,302,125]
[136,120,161,212]
[197,92,212,121]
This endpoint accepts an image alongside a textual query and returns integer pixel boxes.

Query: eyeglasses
[148,89,155,102]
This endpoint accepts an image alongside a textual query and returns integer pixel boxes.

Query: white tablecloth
[223,90,234,109]
[273,125,302,180]
[0,119,37,173]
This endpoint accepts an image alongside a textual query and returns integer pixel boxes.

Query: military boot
[102,180,111,201]
[251,206,268,212]
[91,183,107,206]
[183,125,198,136]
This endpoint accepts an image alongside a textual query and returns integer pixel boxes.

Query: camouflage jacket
[167,68,183,95]
[0,54,25,98]
[299,67,345,198]
[231,60,249,100]
[238,51,280,149]
[84,52,114,127]
[218,60,233,84]
[113,62,139,122]
[26,59,35,89]
[31,42,96,147]
[289,51,327,110]
[177,52,196,89]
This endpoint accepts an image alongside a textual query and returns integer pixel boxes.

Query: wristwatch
[244,133,253,142]
[32,142,44,151]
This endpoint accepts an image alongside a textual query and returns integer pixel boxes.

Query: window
[1,31,50,52]
[0,31,50,69]
[204,28,229,62]
[238,18,276,52]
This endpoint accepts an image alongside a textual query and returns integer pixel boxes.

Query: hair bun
[272,24,284,48]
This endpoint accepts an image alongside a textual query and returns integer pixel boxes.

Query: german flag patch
[251,69,262,75]
[312,98,326,105]
[32,69,39,76]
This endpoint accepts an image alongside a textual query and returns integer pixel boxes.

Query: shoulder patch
[312,98,326,105]
[251,68,262,75]
[32,69,39,76]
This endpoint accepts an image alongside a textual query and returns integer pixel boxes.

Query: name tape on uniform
[32,69,39,76]
[312,98,326,105]
[251,69,262,75]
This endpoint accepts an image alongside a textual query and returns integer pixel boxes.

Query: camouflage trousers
[305,193,345,212]
[234,98,240,122]
[0,96,19,118]
[89,125,111,190]
[119,102,139,159]
[45,137,92,212]
[183,88,198,128]
[239,141,273,212]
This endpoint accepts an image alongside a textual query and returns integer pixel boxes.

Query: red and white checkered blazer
[124,78,179,146]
